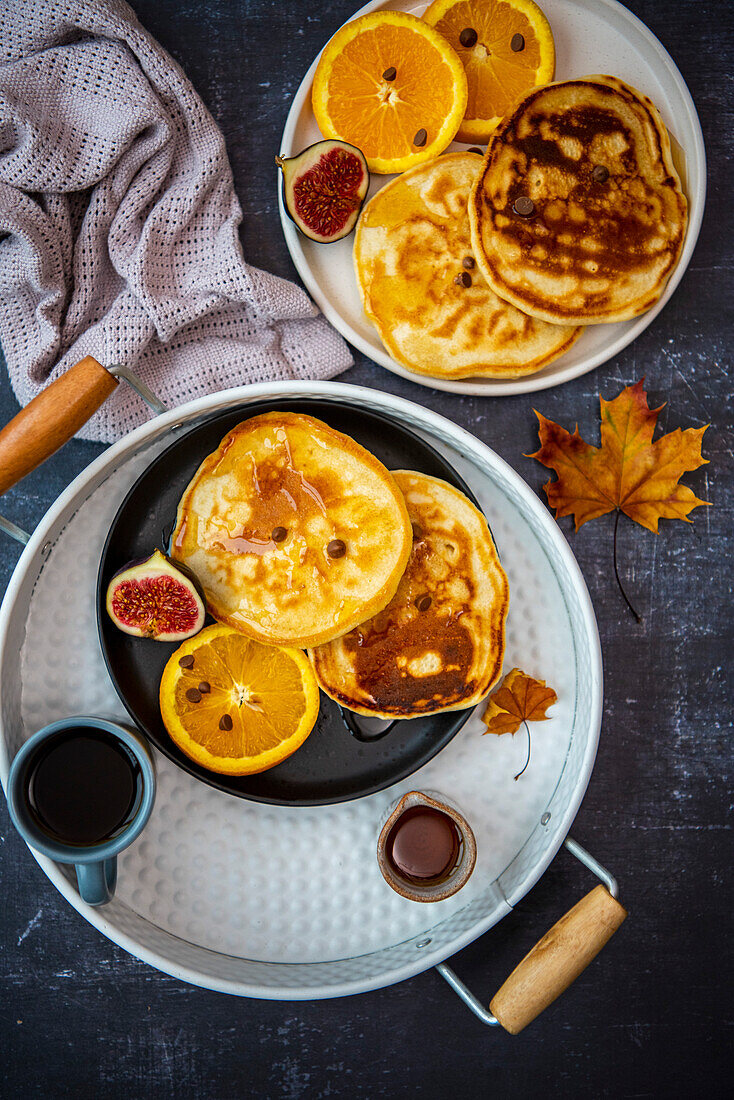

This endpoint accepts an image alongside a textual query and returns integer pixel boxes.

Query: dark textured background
[1,1,731,1096]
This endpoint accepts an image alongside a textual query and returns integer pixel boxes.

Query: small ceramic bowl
[376,790,477,903]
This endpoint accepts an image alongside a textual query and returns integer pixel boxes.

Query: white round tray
[278,0,706,396]
[0,382,602,998]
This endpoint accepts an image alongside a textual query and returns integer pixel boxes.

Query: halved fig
[106,550,206,642]
[276,139,369,243]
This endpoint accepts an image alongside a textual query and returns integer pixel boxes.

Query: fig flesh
[106,550,206,642]
[277,140,369,243]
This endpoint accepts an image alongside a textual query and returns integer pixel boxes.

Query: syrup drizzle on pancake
[208,430,330,568]
[171,413,412,647]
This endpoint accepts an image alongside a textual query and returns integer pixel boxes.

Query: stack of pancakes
[354,152,581,379]
[354,75,687,378]
[172,413,509,719]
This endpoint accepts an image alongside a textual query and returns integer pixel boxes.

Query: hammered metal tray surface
[0,387,600,993]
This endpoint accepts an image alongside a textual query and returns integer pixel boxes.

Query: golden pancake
[309,471,509,718]
[469,75,688,324]
[171,413,412,648]
[353,152,581,379]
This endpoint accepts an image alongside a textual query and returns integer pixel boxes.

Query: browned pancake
[309,471,509,718]
[469,76,688,324]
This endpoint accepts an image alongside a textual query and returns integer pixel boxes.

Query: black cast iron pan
[97,397,482,806]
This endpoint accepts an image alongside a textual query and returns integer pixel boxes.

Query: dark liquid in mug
[386,806,460,884]
[27,730,140,846]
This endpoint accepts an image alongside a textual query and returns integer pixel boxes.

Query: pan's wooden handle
[490,885,627,1034]
[0,356,118,495]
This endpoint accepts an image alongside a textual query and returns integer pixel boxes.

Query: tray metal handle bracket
[0,360,167,546]
[435,835,625,1032]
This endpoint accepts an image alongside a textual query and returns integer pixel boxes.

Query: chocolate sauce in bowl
[385,806,460,884]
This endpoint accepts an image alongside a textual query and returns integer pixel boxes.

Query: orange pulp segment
[423,0,555,143]
[312,11,468,174]
[159,624,320,775]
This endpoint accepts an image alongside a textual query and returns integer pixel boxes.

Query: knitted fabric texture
[0,0,352,442]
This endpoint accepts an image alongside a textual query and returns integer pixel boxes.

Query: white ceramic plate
[278,0,706,395]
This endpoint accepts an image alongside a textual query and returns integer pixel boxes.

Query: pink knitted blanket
[0,0,352,442]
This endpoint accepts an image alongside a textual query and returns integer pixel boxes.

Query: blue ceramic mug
[6,716,156,906]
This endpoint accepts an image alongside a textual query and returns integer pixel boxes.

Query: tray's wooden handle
[490,885,627,1034]
[0,356,118,495]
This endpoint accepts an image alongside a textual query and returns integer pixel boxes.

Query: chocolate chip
[271,526,287,543]
[513,195,535,217]
[186,687,202,703]
[198,681,211,694]
[411,523,423,541]
[459,27,478,47]
[462,255,475,269]
[454,271,472,287]
[592,164,610,183]
[382,66,397,81]
[327,539,346,558]
[468,146,483,155]
[219,714,233,731]
[413,128,427,147]
[179,654,195,669]
[511,33,525,52]
[415,595,432,612]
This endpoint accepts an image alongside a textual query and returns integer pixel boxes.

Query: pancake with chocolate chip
[309,471,509,718]
[469,76,688,324]
[353,152,581,379]
[171,413,412,648]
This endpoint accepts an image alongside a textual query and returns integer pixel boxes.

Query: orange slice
[159,624,320,775]
[311,11,468,174]
[423,0,555,143]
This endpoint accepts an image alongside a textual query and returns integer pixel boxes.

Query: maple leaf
[528,380,710,619]
[482,668,557,780]
[529,380,709,533]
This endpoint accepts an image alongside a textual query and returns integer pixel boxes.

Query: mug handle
[75,857,118,906]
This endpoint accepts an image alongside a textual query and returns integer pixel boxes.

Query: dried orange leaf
[482,668,557,736]
[528,379,710,533]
